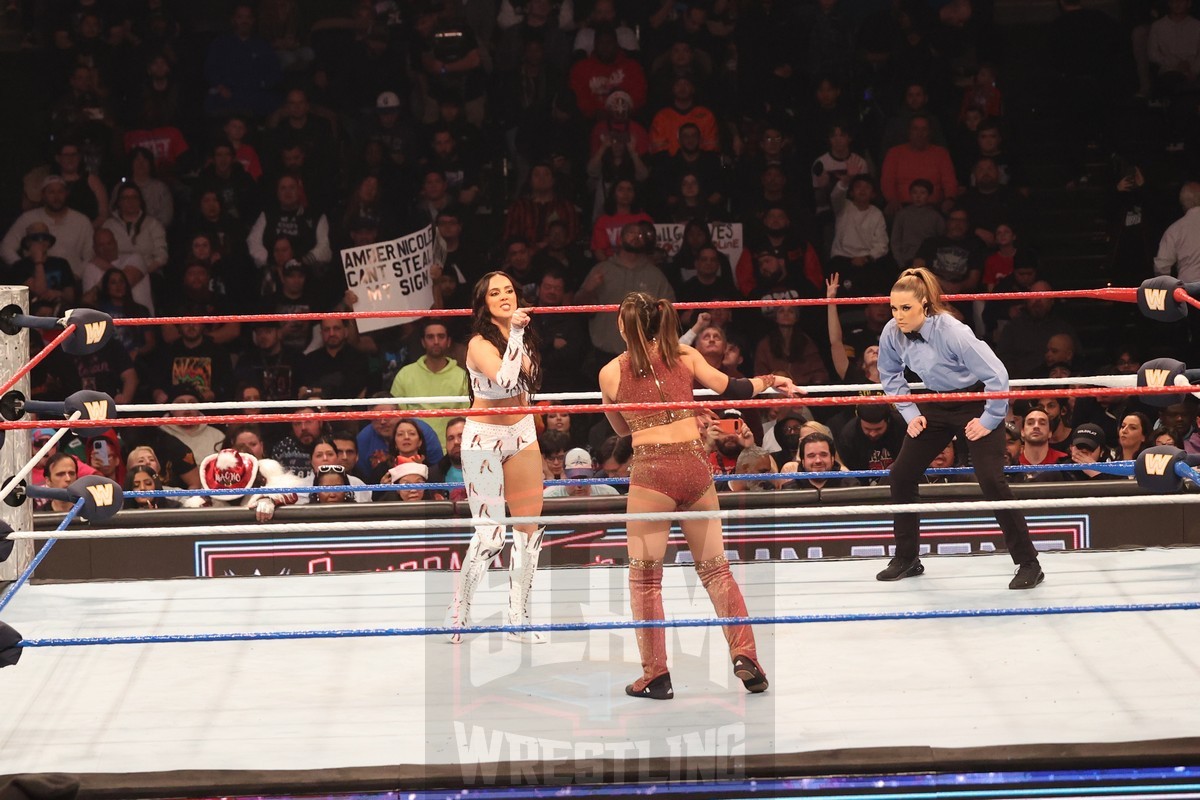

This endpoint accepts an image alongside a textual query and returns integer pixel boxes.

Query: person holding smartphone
[88,433,124,485]
[877,267,1044,589]
[705,409,756,478]
[599,292,801,700]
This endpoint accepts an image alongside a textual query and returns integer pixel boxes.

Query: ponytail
[891,267,959,319]
[654,298,680,367]
[619,292,681,376]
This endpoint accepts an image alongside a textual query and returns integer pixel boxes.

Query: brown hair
[891,267,957,318]
[620,292,681,377]
[469,271,542,394]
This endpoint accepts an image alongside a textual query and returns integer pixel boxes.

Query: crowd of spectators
[5,0,1200,512]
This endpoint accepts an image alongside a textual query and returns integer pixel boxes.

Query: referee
[876,267,1044,589]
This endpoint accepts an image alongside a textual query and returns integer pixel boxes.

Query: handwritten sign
[341,226,436,333]
[654,222,743,266]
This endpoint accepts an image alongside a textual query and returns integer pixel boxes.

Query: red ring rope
[0,324,75,397]
[108,287,1138,327]
[0,384,1183,431]
[1175,287,1200,311]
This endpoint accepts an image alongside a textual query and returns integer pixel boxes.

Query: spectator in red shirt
[649,76,719,156]
[738,208,824,296]
[880,114,958,215]
[568,25,647,118]
[591,179,654,258]
[1017,406,1068,467]
[123,124,190,178]
[502,163,581,249]
[589,91,650,157]
[983,222,1018,288]
[960,64,1004,121]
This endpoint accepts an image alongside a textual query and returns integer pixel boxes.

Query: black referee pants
[888,395,1038,565]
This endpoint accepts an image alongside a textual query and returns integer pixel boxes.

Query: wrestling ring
[0,281,1199,799]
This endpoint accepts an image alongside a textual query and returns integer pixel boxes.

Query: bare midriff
[468,394,530,427]
[629,416,701,449]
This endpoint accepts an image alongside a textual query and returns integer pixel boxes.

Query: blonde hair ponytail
[892,267,958,318]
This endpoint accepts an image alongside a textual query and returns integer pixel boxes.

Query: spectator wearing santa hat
[381,458,446,502]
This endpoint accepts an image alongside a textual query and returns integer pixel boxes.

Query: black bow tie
[904,331,925,342]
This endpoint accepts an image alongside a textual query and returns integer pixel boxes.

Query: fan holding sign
[341,225,439,333]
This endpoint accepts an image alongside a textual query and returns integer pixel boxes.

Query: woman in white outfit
[447,271,546,643]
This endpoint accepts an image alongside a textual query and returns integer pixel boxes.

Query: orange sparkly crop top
[616,347,696,432]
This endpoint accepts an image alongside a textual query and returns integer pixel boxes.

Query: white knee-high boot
[446,524,506,643]
[507,526,546,643]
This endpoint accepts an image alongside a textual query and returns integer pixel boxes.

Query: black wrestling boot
[876,556,924,581]
[626,672,673,700]
[1009,559,1045,590]
[733,655,769,693]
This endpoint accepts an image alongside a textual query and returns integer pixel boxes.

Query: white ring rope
[9,492,1195,541]
[119,375,1138,413]
[0,410,82,504]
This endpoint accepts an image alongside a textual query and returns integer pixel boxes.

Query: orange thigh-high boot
[696,554,768,693]
[626,558,672,699]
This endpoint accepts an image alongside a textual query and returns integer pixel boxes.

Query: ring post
[0,286,32,582]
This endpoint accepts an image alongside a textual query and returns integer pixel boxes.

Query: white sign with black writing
[341,226,436,333]
[654,222,744,267]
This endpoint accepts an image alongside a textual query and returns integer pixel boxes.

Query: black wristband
[721,376,755,400]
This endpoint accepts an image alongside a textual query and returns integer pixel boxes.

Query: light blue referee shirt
[877,312,1011,431]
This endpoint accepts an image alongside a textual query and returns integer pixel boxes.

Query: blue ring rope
[0,497,84,614]
[123,461,1136,499]
[16,599,1200,649]
[1177,462,1200,485]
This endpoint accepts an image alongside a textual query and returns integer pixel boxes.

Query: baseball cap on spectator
[169,385,201,404]
[41,174,67,191]
[755,245,787,261]
[856,404,890,424]
[1013,248,1039,271]
[563,448,594,478]
[1004,421,1020,440]
[1070,423,1106,451]
[376,91,401,112]
[32,427,54,444]
[718,408,746,433]
[281,259,306,276]
[20,222,56,253]
[779,410,808,425]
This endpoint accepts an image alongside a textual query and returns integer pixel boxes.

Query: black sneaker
[1009,560,1045,590]
[626,673,673,700]
[733,655,769,693]
[876,556,924,582]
